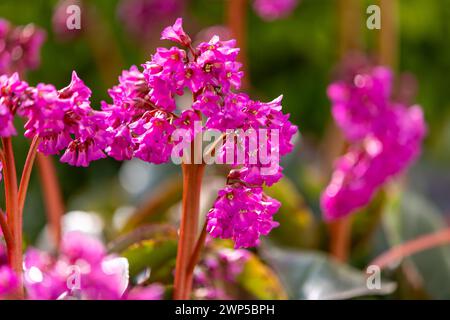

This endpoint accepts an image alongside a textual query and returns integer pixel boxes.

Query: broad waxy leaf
[262,246,396,300]
[236,254,288,300]
[382,188,450,299]
[109,224,178,282]
[265,177,319,249]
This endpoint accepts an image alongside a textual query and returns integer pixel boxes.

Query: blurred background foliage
[1,0,450,299]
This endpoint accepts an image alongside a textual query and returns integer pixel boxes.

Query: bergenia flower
[0,19,45,75]
[23,231,162,300]
[207,185,281,249]
[117,0,184,40]
[102,18,297,248]
[321,67,426,220]
[0,266,18,298]
[0,72,29,137]
[0,238,18,298]
[0,71,109,167]
[160,17,191,46]
[253,0,299,21]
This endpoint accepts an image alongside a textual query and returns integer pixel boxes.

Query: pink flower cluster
[1,18,296,250]
[253,0,299,21]
[100,18,297,248]
[207,184,281,249]
[0,238,18,298]
[321,67,426,220]
[0,231,163,300]
[0,71,109,167]
[0,19,45,75]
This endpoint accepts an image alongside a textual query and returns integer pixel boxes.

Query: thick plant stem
[337,0,362,57]
[18,137,39,220]
[227,0,248,88]
[173,162,205,300]
[327,0,362,262]
[37,154,64,248]
[185,222,208,294]
[0,210,13,254]
[377,0,398,68]
[1,137,23,297]
[329,216,353,262]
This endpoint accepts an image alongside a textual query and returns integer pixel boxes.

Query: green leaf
[236,253,288,300]
[265,177,320,249]
[109,224,178,282]
[382,188,450,299]
[262,246,396,300]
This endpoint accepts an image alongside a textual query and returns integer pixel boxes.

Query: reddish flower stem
[327,0,363,262]
[370,228,450,270]
[173,162,205,300]
[37,153,64,248]
[227,0,248,89]
[377,0,398,68]
[0,210,13,254]
[185,221,208,294]
[329,216,353,262]
[1,137,23,297]
[18,136,39,222]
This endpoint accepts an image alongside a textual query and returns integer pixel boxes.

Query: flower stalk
[1,137,23,297]
[227,0,248,88]
[173,160,205,300]
[185,222,208,294]
[0,136,40,298]
[18,136,39,218]
[371,227,450,270]
[0,210,13,254]
[327,0,362,262]
[37,154,64,248]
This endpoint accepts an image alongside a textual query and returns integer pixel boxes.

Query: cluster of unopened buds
[321,66,426,220]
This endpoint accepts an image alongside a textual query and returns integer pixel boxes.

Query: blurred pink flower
[321,67,426,220]
[0,266,18,297]
[117,0,184,40]
[253,0,299,21]
[0,18,46,75]
[23,231,163,300]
